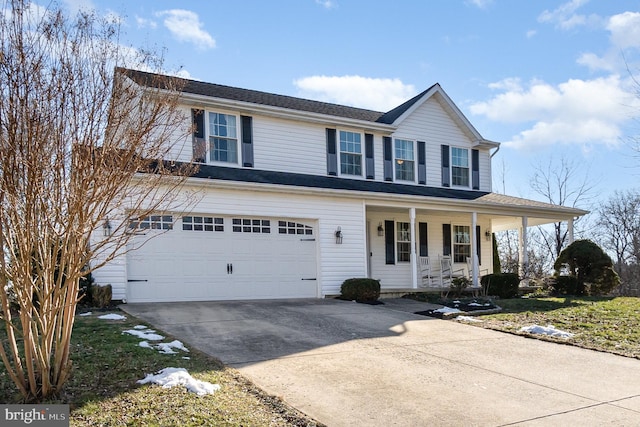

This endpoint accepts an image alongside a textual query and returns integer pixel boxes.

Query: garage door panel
[126,216,317,302]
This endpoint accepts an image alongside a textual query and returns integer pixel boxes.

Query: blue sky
[62,0,640,209]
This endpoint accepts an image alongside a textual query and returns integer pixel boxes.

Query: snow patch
[98,313,126,320]
[137,367,220,396]
[78,312,92,317]
[519,324,574,339]
[133,325,148,330]
[123,329,165,341]
[455,315,483,323]
[433,306,462,314]
[156,340,190,355]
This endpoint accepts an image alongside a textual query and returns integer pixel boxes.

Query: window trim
[453,225,471,263]
[450,146,470,188]
[394,138,416,182]
[338,130,363,177]
[207,110,240,165]
[396,221,411,263]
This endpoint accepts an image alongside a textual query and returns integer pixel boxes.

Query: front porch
[364,193,586,293]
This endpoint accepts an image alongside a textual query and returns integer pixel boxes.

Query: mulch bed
[415,299,500,319]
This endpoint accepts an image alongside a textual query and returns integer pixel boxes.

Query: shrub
[340,278,381,302]
[554,240,620,296]
[450,276,470,298]
[481,273,520,299]
[551,276,585,296]
[92,284,113,308]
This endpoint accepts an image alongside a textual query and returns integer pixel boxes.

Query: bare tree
[0,0,194,401]
[595,190,640,294]
[530,156,595,259]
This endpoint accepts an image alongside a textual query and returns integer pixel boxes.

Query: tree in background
[530,156,595,261]
[554,240,620,296]
[0,0,193,401]
[595,190,640,295]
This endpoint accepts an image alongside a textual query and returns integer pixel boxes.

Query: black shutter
[472,149,480,190]
[326,129,337,176]
[383,136,393,181]
[365,133,375,180]
[441,145,450,187]
[385,220,395,264]
[417,141,426,185]
[419,222,428,257]
[476,225,482,265]
[192,109,205,163]
[241,115,254,167]
[442,224,451,256]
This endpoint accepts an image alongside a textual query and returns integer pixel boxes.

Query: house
[93,68,587,303]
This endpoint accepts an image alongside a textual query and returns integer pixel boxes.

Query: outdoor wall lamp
[377,222,384,237]
[103,218,112,236]
[485,228,491,241]
[335,226,343,244]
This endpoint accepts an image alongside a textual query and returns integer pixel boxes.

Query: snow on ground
[123,329,165,341]
[454,315,483,323]
[433,306,462,314]
[133,325,148,330]
[98,313,126,320]
[79,312,92,317]
[139,339,190,354]
[137,367,220,396]
[519,324,574,339]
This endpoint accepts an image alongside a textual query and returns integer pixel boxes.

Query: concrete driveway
[121,298,640,426]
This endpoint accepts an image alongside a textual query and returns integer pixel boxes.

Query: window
[339,130,362,176]
[453,225,470,263]
[232,218,270,233]
[451,147,469,187]
[394,139,414,181]
[278,221,313,235]
[209,112,238,163]
[128,215,173,231]
[397,222,411,262]
[182,216,223,232]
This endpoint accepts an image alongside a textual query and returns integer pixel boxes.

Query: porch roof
[188,164,588,228]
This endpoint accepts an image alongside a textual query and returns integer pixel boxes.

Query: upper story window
[209,112,238,163]
[339,131,362,176]
[394,139,414,182]
[451,147,469,187]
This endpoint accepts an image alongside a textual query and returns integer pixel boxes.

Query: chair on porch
[466,257,489,296]
[440,256,465,295]
[420,257,437,287]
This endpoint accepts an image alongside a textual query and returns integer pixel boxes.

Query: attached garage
[125,214,318,302]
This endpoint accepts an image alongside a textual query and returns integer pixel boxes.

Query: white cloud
[315,0,337,9]
[526,29,537,38]
[136,16,157,29]
[538,0,590,30]
[156,9,215,50]
[293,75,417,111]
[607,11,640,50]
[465,0,493,9]
[470,75,639,149]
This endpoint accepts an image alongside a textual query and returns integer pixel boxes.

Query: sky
[55,0,640,213]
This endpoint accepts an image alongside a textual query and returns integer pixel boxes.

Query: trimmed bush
[481,273,520,299]
[551,276,585,296]
[340,278,381,302]
[554,240,620,296]
[92,284,112,308]
[450,276,470,298]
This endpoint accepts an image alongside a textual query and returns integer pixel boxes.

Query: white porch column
[519,216,529,278]
[410,207,417,289]
[568,217,575,244]
[471,212,479,287]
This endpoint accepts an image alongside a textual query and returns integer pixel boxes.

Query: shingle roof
[118,68,387,123]
[191,163,487,200]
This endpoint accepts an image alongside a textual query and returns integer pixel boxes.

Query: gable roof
[119,68,386,123]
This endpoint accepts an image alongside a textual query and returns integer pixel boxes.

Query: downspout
[490,145,500,158]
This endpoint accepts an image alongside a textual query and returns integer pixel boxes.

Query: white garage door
[126,215,318,302]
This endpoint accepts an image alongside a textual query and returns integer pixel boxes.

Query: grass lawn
[474,296,640,359]
[0,311,320,426]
